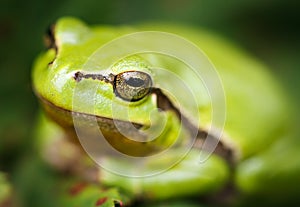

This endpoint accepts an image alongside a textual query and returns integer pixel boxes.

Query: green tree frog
[32,17,298,206]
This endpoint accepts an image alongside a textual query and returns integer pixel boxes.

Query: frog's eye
[113,71,152,102]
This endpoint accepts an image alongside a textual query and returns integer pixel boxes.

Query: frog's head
[32,18,193,156]
[33,18,161,125]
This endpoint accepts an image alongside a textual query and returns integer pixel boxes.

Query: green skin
[32,17,297,205]
[0,172,12,206]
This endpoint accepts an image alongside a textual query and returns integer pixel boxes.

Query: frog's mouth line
[36,70,233,163]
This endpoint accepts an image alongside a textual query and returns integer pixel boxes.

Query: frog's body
[32,17,293,203]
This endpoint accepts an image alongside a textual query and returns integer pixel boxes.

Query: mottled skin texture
[32,17,294,203]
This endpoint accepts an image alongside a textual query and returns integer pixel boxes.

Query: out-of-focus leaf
[0,172,12,207]
[141,201,206,207]
[61,181,126,207]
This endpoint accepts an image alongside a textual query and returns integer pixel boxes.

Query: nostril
[44,24,57,51]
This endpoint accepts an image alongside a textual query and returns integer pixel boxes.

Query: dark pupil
[125,77,144,87]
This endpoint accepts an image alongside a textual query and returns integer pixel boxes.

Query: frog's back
[135,23,290,158]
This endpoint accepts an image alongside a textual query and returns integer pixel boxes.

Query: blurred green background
[1,0,299,206]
